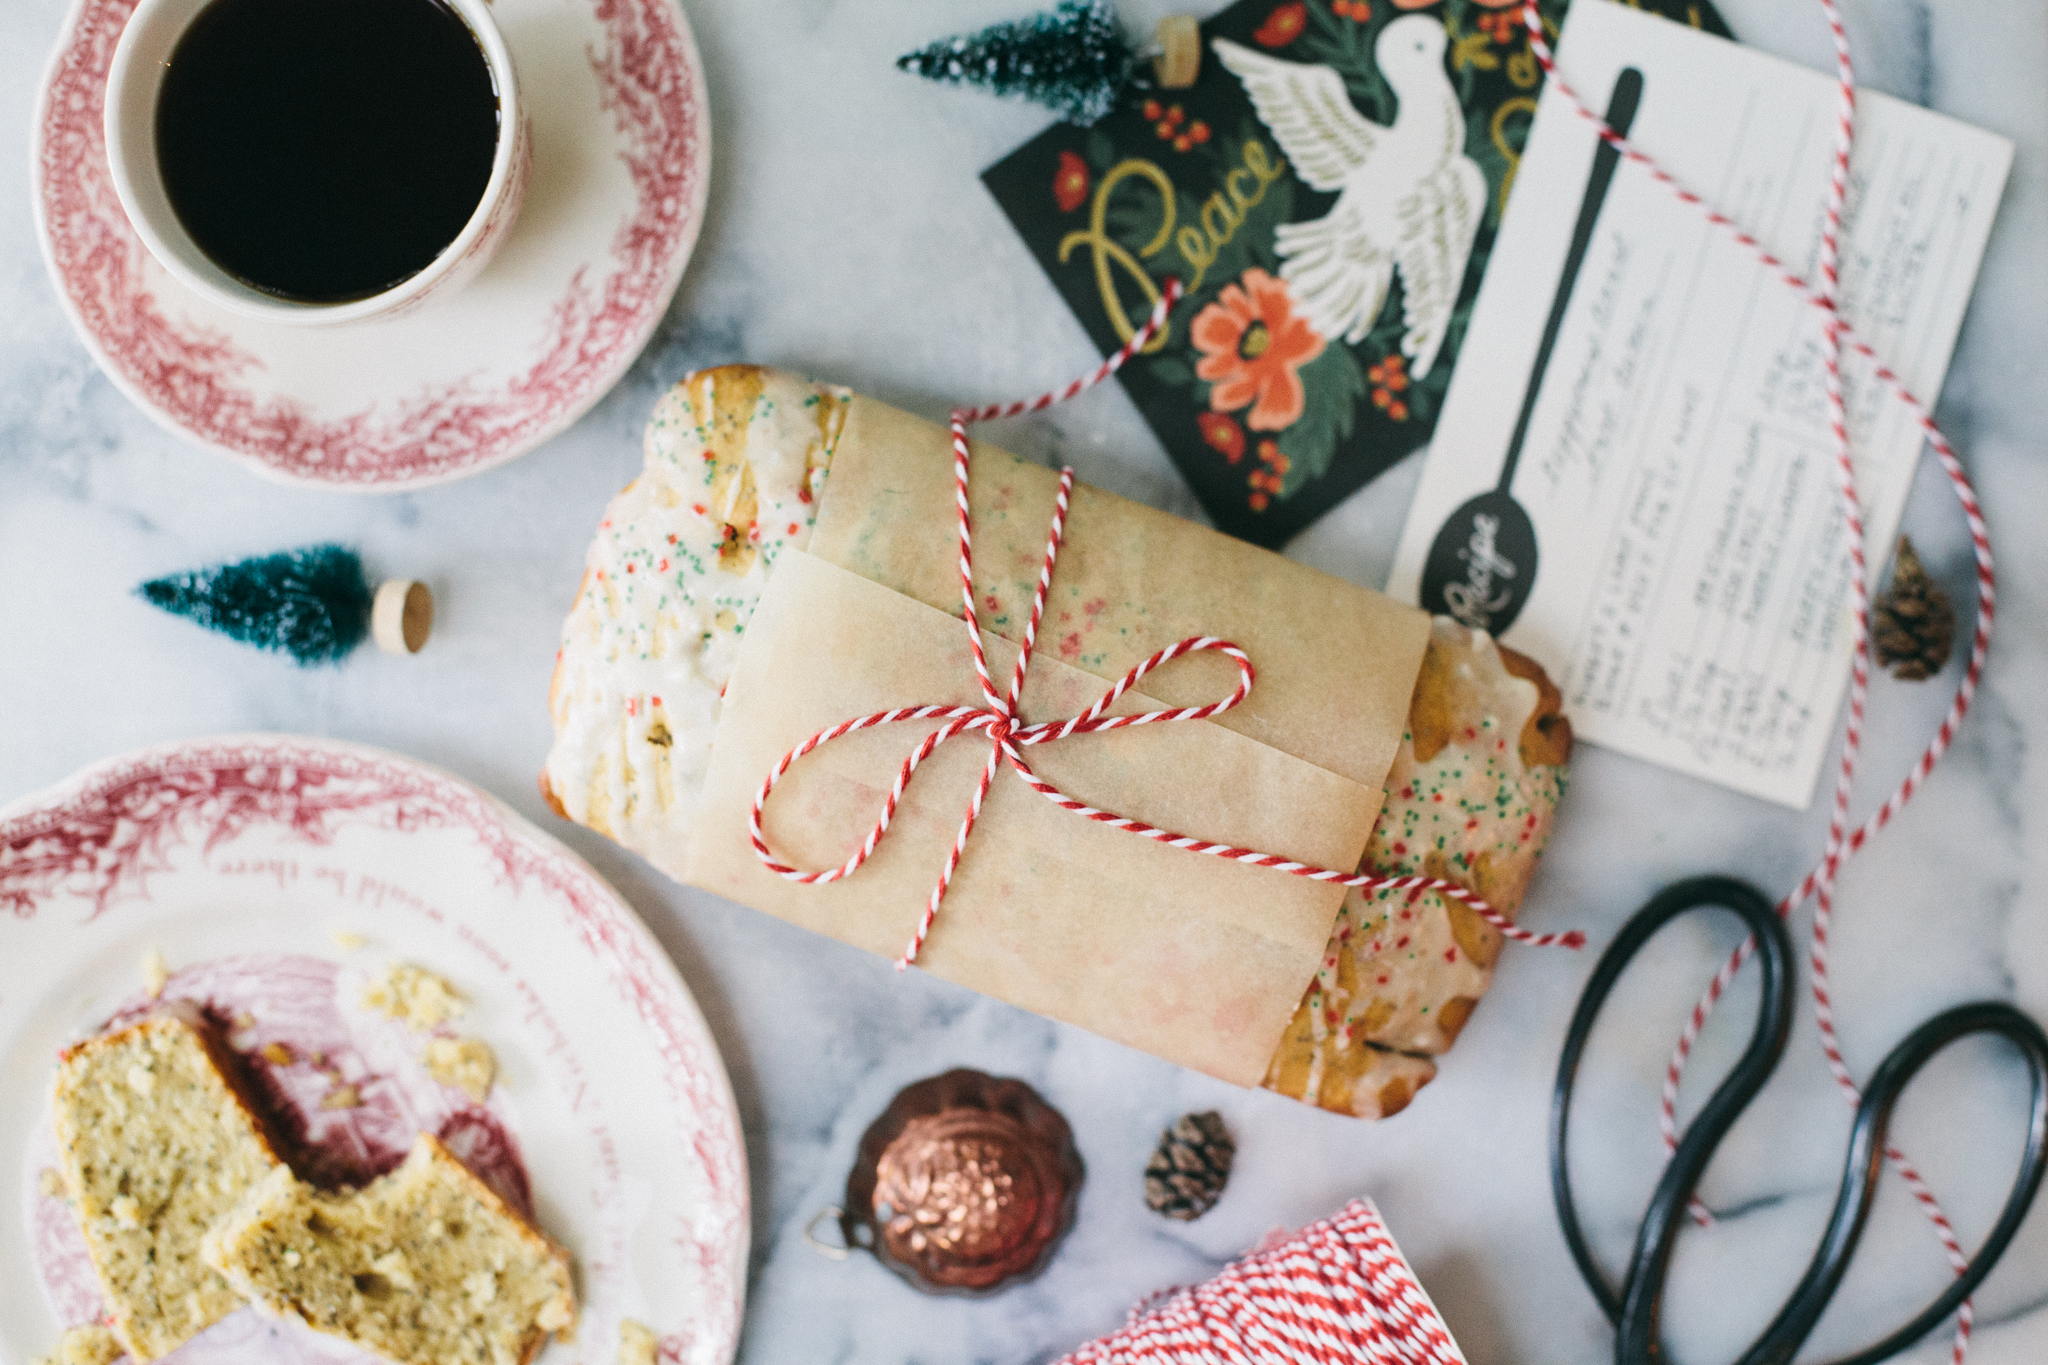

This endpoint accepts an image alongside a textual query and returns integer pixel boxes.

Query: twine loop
[1515,0,1997,1357]
[751,279,1577,968]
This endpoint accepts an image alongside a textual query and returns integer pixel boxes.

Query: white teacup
[104,0,527,327]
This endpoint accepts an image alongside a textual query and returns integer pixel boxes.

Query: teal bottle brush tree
[139,544,433,665]
[898,1,1202,127]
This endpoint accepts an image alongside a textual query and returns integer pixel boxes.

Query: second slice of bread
[202,1131,576,1365]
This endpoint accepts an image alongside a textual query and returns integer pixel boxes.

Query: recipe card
[1386,0,2011,807]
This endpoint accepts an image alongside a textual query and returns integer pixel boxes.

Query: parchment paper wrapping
[685,397,1430,1086]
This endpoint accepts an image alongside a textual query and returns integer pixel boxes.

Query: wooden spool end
[1153,16,1201,90]
[372,580,433,655]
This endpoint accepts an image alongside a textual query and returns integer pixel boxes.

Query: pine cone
[1873,537,1955,682]
[1143,1111,1235,1221]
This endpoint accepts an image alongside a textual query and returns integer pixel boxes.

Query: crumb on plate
[362,963,468,1031]
[424,1036,498,1103]
[319,1083,362,1110]
[619,1319,660,1365]
[141,947,170,1000]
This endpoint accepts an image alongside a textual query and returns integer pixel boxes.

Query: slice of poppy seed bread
[201,1132,576,1365]
[50,1002,289,1360]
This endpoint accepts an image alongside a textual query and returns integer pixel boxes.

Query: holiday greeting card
[1386,0,2011,806]
[983,0,1725,548]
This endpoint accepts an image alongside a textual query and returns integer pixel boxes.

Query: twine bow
[750,283,1580,968]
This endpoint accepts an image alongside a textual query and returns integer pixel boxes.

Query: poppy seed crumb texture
[49,1004,289,1360]
[201,1133,576,1365]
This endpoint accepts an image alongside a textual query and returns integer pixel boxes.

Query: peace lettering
[1057,139,1286,349]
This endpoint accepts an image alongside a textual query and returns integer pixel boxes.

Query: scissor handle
[1551,876,1793,1338]
[1550,875,2048,1365]
[1741,1002,2048,1365]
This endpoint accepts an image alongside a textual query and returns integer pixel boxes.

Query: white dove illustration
[1214,18,1485,379]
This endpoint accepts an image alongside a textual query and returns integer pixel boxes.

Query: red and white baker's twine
[1520,1,1992,1358]
[756,4,1990,1347]
[751,278,1584,971]
[1054,1200,1463,1365]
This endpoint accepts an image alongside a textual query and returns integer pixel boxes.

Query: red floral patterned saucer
[0,737,747,1364]
[32,0,711,489]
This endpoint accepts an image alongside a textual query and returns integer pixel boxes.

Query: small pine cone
[1143,1111,1235,1221]
[1873,537,1955,682]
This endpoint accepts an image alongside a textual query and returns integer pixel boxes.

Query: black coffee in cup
[155,0,500,304]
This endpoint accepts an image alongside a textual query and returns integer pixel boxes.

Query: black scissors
[1552,875,2048,1365]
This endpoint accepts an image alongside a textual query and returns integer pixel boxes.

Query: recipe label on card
[1386,0,2011,808]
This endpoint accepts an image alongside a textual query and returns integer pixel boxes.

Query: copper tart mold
[839,1068,1084,1295]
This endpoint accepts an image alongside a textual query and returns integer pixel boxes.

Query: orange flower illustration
[1053,150,1089,213]
[1192,269,1326,431]
[1197,411,1246,463]
[1332,0,1371,19]
[1253,2,1307,47]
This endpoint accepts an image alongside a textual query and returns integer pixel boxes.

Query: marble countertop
[5,1,2047,1362]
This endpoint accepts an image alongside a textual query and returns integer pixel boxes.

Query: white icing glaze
[544,368,850,876]
[1272,617,1570,1115]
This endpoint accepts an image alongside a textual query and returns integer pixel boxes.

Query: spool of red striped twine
[1052,1200,1467,1365]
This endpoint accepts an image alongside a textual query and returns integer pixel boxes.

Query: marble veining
[3,1,2046,1362]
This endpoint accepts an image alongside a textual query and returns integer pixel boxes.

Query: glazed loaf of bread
[544,367,1570,1118]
